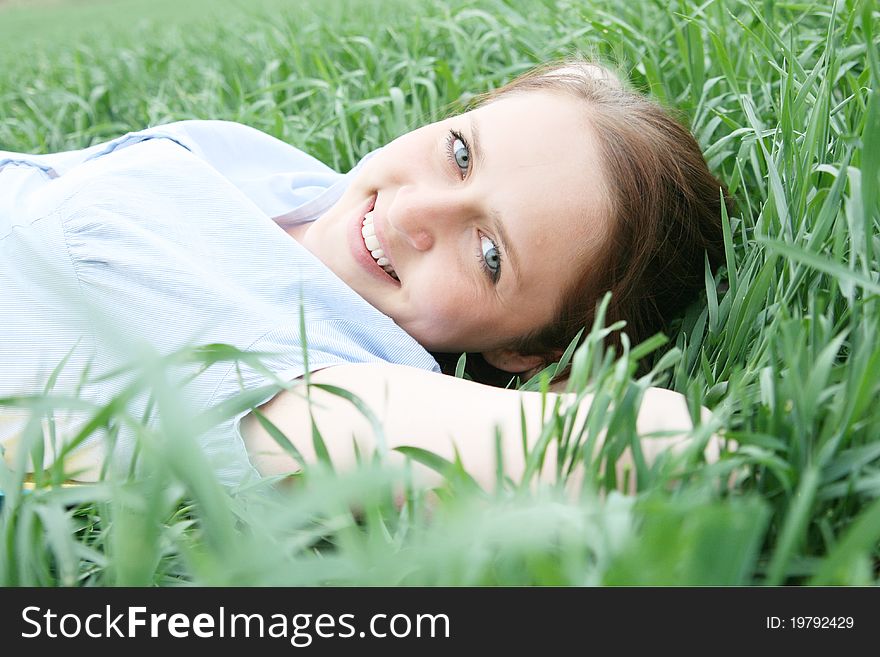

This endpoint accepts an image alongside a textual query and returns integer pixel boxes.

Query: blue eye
[448,131,471,178]
[453,138,470,172]
[480,234,501,282]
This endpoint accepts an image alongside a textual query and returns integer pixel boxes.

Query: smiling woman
[289,89,609,371]
[0,59,728,490]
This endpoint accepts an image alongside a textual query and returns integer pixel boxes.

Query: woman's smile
[362,209,399,280]
[347,193,401,286]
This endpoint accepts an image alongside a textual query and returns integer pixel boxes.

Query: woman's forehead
[468,91,604,194]
[465,93,609,270]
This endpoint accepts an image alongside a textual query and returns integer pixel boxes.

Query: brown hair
[436,59,731,385]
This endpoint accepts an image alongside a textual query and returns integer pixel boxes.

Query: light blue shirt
[0,121,439,486]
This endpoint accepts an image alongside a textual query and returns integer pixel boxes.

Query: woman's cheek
[398,295,450,347]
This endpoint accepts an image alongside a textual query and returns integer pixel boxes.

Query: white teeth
[361,208,397,280]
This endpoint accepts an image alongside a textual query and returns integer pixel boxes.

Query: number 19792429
[765,617,854,629]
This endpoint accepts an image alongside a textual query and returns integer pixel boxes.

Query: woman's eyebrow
[470,115,485,173]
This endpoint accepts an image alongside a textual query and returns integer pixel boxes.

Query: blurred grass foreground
[1,0,879,585]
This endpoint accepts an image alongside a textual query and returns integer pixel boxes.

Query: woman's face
[290,91,610,371]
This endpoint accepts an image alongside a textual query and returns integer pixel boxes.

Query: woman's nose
[387,186,474,252]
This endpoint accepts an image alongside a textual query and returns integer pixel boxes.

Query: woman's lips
[349,194,400,285]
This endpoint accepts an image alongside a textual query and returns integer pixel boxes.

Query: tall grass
[0,0,878,585]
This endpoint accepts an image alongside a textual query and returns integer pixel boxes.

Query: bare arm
[241,362,709,491]
[3,363,712,489]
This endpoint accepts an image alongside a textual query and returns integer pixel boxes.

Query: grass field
[1,0,879,586]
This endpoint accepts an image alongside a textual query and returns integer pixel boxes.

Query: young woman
[0,60,728,490]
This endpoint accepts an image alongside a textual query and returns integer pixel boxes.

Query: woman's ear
[481,348,547,374]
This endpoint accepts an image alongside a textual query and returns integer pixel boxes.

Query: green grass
[1,0,879,585]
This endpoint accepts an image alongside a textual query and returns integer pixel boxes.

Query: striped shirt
[0,121,439,486]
